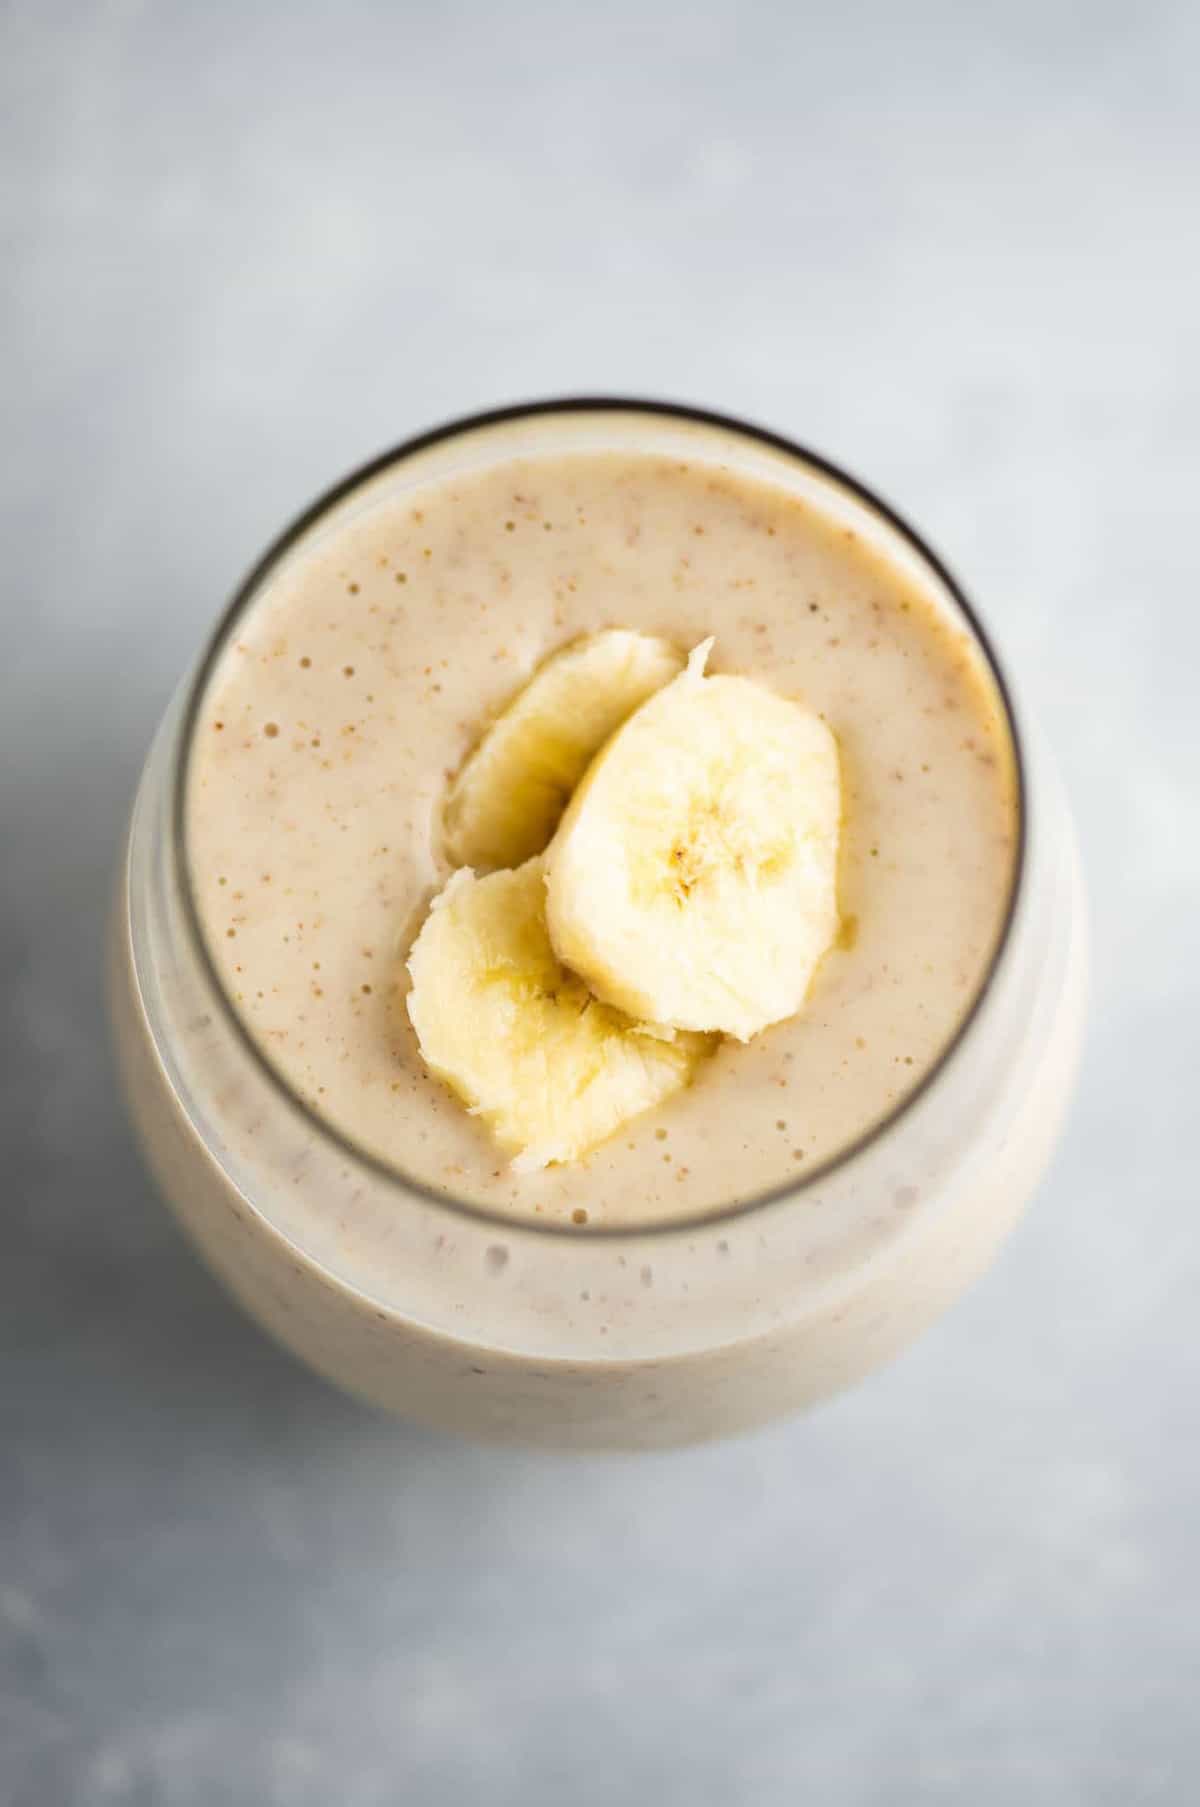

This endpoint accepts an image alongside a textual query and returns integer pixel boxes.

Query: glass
[109,401,1087,1449]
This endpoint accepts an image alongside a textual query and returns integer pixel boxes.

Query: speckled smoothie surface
[187,450,1017,1226]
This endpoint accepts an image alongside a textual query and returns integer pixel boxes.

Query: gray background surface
[3,2,1198,1802]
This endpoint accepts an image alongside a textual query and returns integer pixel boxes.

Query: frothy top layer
[187,448,1017,1226]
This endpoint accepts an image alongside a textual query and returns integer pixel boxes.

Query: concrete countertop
[3,2,1198,1801]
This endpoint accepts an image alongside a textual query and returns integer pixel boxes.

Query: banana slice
[406,859,710,1171]
[443,630,684,870]
[544,641,841,1042]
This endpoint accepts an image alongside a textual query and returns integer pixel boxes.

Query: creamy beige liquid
[187,451,1017,1228]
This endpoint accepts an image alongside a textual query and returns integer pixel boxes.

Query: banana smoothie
[113,403,1084,1444]
[187,448,1016,1226]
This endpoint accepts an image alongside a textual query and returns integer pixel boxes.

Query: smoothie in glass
[110,402,1085,1447]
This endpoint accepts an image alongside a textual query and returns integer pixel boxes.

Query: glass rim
[172,396,1028,1244]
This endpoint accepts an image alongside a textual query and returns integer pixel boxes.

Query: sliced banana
[443,630,684,870]
[406,859,710,1171]
[544,641,841,1042]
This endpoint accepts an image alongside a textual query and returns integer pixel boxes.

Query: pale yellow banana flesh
[544,643,841,1041]
[443,629,684,871]
[406,859,710,1171]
